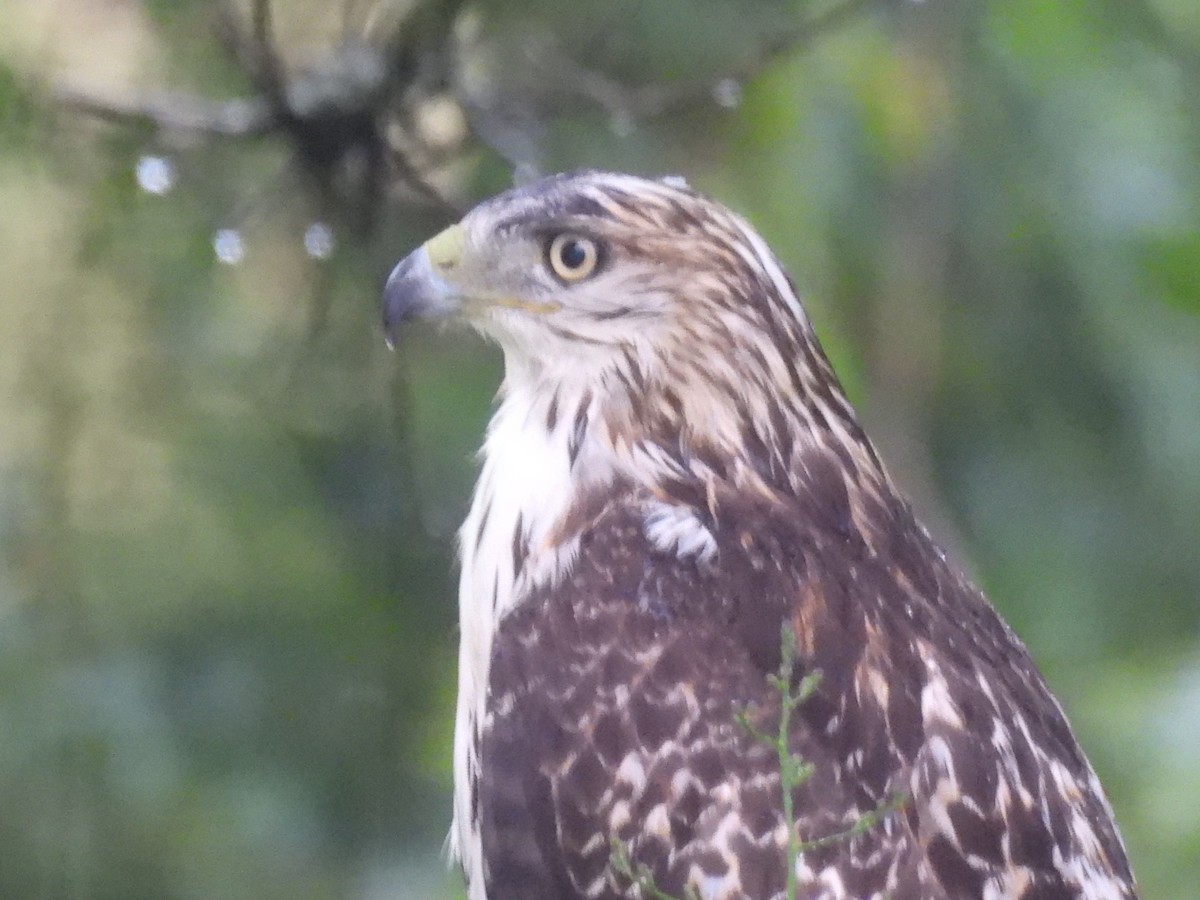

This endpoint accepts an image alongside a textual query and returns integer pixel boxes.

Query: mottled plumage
[382,171,1137,900]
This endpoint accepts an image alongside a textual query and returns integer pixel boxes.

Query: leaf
[1137,235,1200,315]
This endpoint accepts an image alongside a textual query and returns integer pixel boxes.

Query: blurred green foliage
[1,0,1198,898]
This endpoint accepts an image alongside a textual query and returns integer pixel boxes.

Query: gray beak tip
[381,248,458,348]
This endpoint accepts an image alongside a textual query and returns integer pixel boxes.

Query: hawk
[382,171,1137,900]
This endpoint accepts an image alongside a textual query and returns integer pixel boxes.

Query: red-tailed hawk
[382,171,1137,900]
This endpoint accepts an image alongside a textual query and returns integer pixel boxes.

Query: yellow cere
[424,221,560,315]
[425,223,466,272]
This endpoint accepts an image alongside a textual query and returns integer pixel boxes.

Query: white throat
[446,353,719,897]
[449,371,604,894]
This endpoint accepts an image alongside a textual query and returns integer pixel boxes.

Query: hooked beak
[382,224,465,348]
[381,221,564,348]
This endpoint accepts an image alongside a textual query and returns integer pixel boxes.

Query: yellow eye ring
[547,233,599,282]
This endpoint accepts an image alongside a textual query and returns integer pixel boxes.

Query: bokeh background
[1,1,1198,898]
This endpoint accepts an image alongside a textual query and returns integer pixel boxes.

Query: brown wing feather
[478,440,1136,899]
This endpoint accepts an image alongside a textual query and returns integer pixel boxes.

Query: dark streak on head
[475,496,493,554]
[546,323,608,346]
[591,305,635,322]
[620,347,648,393]
[662,387,684,419]
[512,510,528,577]
[568,395,591,467]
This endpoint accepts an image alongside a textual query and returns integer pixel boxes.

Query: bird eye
[547,233,599,282]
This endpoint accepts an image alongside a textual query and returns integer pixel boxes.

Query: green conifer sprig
[611,623,906,900]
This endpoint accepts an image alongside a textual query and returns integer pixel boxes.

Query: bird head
[383,170,869,487]
[387,171,813,379]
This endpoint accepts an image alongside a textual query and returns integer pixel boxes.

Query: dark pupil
[559,239,588,269]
